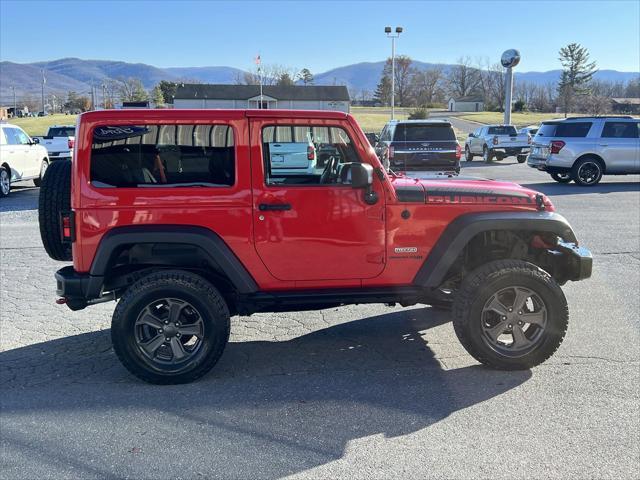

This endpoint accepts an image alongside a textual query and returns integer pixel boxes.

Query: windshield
[393,124,455,142]
[488,126,517,135]
[48,127,75,137]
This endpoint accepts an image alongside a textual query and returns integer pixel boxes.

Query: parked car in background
[375,119,461,173]
[520,125,539,137]
[465,125,531,163]
[527,116,640,185]
[33,125,75,161]
[0,122,50,196]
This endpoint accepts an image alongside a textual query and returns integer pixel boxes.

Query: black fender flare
[88,225,258,297]
[413,211,578,287]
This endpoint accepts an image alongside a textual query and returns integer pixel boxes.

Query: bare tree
[380,55,414,106]
[117,77,148,102]
[447,56,481,98]
[409,67,444,106]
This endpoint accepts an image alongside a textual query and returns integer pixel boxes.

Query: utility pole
[102,83,107,109]
[41,69,46,114]
[12,86,16,117]
[385,26,403,120]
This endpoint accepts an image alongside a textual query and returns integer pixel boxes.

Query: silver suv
[527,116,639,186]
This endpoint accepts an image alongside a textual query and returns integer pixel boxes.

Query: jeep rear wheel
[452,260,568,370]
[38,159,71,260]
[111,270,230,384]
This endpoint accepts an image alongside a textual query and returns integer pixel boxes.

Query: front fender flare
[413,211,578,287]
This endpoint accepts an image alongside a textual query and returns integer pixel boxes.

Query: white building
[448,95,485,112]
[173,84,350,112]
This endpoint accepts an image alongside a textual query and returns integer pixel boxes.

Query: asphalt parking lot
[1,161,639,479]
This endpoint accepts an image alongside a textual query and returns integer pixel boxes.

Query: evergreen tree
[557,43,597,116]
[374,75,392,106]
[298,68,314,85]
[151,85,165,107]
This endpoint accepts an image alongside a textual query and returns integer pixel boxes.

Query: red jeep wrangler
[39,109,592,384]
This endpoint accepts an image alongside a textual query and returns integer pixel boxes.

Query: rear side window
[536,123,558,137]
[487,126,517,136]
[601,122,639,139]
[90,124,235,188]
[48,127,75,137]
[393,124,455,141]
[555,122,592,137]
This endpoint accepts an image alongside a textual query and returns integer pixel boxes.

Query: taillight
[492,136,499,145]
[388,145,395,159]
[68,138,75,149]
[550,140,565,154]
[307,145,315,161]
[455,144,462,160]
[60,211,75,243]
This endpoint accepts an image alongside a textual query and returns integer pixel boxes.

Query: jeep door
[250,119,386,282]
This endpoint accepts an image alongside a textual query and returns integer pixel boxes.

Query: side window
[601,122,639,139]
[0,128,6,145]
[555,122,592,137]
[262,125,362,186]
[90,124,235,188]
[4,127,28,145]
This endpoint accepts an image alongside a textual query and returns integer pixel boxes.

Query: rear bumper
[527,156,572,174]
[55,266,104,310]
[391,153,459,171]
[492,146,530,156]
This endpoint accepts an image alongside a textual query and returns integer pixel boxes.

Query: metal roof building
[173,84,350,112]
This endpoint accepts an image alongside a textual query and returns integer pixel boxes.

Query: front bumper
[555,241,593,282]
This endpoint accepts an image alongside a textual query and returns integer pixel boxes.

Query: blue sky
[1,0,638,73]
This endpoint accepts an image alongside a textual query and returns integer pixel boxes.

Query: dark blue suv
[375,120,461,173]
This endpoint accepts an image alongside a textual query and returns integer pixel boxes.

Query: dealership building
[172,84,350,112]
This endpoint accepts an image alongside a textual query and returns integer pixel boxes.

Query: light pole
[11,86,16,117]
[501,49,520,125]
[385,26,403,119]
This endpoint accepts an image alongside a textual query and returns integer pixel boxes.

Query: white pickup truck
[34,125,75,160]
[464,124,531,163]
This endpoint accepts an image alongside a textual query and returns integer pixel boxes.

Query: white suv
[527,116,639,186]
[0,123,50,196]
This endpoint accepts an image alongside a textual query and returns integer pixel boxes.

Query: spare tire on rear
[38,160,72,261]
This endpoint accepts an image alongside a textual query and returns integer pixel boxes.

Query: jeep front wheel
[111,270,231,384]
[452,260,568,370]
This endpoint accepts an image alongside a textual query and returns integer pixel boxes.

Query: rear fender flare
[88,225,258,297]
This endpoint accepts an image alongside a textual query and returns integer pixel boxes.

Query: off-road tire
[452,260,568,370]
[572,156,603,186]
[483,145,493,163]
[465,146,474,161]
[517,154,527,163]
[38,159,71,260]
[33,159,49,187]
[550,172,572,183]
[111,270,231,384]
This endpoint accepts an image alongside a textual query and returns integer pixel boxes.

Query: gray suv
[527,116,639,186]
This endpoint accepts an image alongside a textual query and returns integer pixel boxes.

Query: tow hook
[535,193,546,211]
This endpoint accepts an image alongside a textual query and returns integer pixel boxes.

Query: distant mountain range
[1,57,638,102]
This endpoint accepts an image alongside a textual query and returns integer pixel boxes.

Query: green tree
[557,43,597,116]
[374,75,392,106]
[277,72,295,86]
[151,85,165,107]
[158,80,178,103]
[298,68,314,85]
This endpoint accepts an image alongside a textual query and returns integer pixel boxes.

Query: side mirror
[31,137,39,144]
[468,133,475,138]
[350,163,373,189]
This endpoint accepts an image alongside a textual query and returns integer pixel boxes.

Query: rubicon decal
[425,188,533,205]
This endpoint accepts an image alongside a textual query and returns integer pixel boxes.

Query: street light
[501,49,521,125]
[385,26,403,119]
